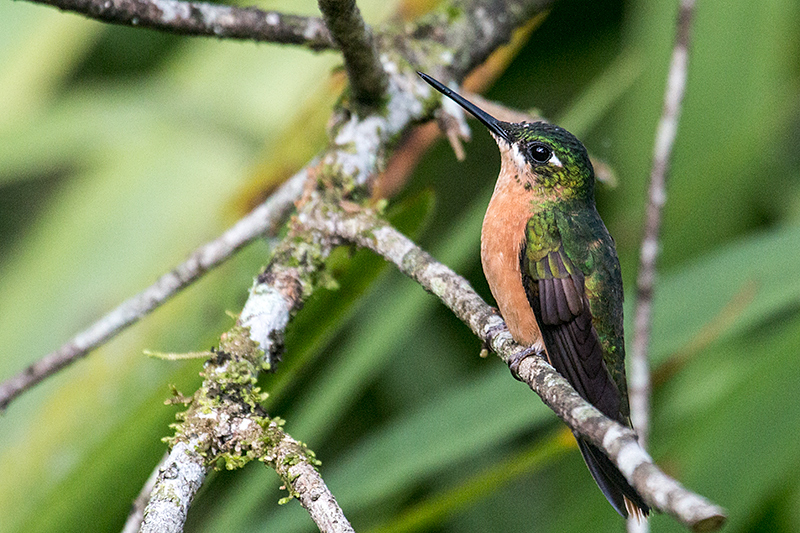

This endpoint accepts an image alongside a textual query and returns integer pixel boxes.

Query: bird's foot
[480,313,508,358]
[508,346,539,382]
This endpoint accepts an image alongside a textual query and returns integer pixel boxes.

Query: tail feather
[576,436,649,519]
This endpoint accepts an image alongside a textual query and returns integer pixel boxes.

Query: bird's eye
[529,144,552,164]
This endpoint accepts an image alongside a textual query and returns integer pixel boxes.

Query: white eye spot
[511,143,528,171]
[550,153,563,167]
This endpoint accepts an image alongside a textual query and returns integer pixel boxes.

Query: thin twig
[317,0,387,109]
[0,169,307,411]
[301,207,726,532]
[23,0,335,50]
[629,0,696,463]
[629,8,697,530]
[624,6,696,528]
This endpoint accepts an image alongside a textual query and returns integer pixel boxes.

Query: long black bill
[417,72,511,143]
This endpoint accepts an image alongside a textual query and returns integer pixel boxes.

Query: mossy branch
[143,315,352,531]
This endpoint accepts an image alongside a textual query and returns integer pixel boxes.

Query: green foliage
[1,0,799,532]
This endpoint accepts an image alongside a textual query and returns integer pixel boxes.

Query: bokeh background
[1,0,799,531]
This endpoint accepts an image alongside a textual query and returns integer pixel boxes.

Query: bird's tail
[575,436,650,519]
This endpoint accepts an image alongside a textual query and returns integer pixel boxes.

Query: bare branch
[629,0,697,455]
[317,0,387,109]
[628,2,696,531]
[300,207,727,532]
[23,0,335,50]
[0,168,307,411]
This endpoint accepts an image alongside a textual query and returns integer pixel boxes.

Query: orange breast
[480,175,543,349]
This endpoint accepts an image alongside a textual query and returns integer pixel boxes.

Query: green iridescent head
[418,72,595,199]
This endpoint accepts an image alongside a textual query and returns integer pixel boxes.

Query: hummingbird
[418,71,649,519]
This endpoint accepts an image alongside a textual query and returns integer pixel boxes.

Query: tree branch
[268,430,355,533]
[317,0,387,110]
[629,0,697,456]
[139,179,379,530]
[628,2,696,532]
[300,206,727,532]
[23,0,335,50]
[141,422,353,533]
[135,55,438,525]
[0,168,307,411]
[3,0,556,415]
[140,440,207,533]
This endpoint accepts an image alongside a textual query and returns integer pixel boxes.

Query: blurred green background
[1,0,799,531]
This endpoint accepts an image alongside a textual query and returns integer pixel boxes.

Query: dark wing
[521,214,649,518]
[520,240,622,421]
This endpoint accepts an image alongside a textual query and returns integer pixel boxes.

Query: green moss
[218,325,264,362]
[162,321,276,468]
[445,4,463,22]
[216,453,249,471]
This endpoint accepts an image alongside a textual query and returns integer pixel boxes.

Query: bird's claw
[480,315,508,358]
[508,346,538,382]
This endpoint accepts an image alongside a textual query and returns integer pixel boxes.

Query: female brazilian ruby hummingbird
[418,72,649,519]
